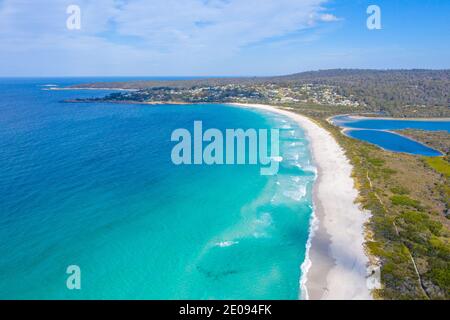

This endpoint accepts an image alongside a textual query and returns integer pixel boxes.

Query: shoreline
[340,128,444,157]
[230,103,373,300]
[333,121,445,157]
[332,114,450,122]
[44,87,138,92]
[62,99,200,105]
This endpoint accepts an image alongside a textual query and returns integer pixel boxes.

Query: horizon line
[1,68,449,79]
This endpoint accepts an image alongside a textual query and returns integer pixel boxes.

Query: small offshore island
[68,69,450,300]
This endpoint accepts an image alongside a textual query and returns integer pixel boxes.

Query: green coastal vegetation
[71,69,450,118]
[397,130,450,179]
[281,103,450,300]
[395,130,450,161]
[72,69,450,299]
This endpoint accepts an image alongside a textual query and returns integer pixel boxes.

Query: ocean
[0,78,315,299]
[332,115,450,156]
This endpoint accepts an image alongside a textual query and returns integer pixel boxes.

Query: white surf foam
[215,240,239,248]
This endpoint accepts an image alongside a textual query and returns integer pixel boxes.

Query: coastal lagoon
[0,79,315,299]
[332,115,450,156]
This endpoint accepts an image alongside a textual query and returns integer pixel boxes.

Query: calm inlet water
[332,115,450,156]
[0,79,315,299]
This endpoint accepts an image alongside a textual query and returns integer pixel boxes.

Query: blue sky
[0,0,448,76]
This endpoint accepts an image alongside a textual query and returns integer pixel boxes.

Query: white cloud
[0,0,339,75]
[114,0,336,52]
[320,13,339,22]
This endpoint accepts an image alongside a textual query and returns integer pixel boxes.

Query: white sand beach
[231,103,373,300]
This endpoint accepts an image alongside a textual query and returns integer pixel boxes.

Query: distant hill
[273,69,450,112]
[72,69,450,116]
[71,76,261,90]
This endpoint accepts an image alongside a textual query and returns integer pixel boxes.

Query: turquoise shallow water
[0,79,315,299]
[332,115,450,156]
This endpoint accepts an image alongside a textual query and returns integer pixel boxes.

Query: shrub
[391,186,410,195]
[391,195,422,209]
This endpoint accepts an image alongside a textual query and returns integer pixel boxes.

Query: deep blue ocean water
[332,115,450,156]
[0,78,315,299]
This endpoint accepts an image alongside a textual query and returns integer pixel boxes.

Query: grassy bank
[282,103,450,300]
